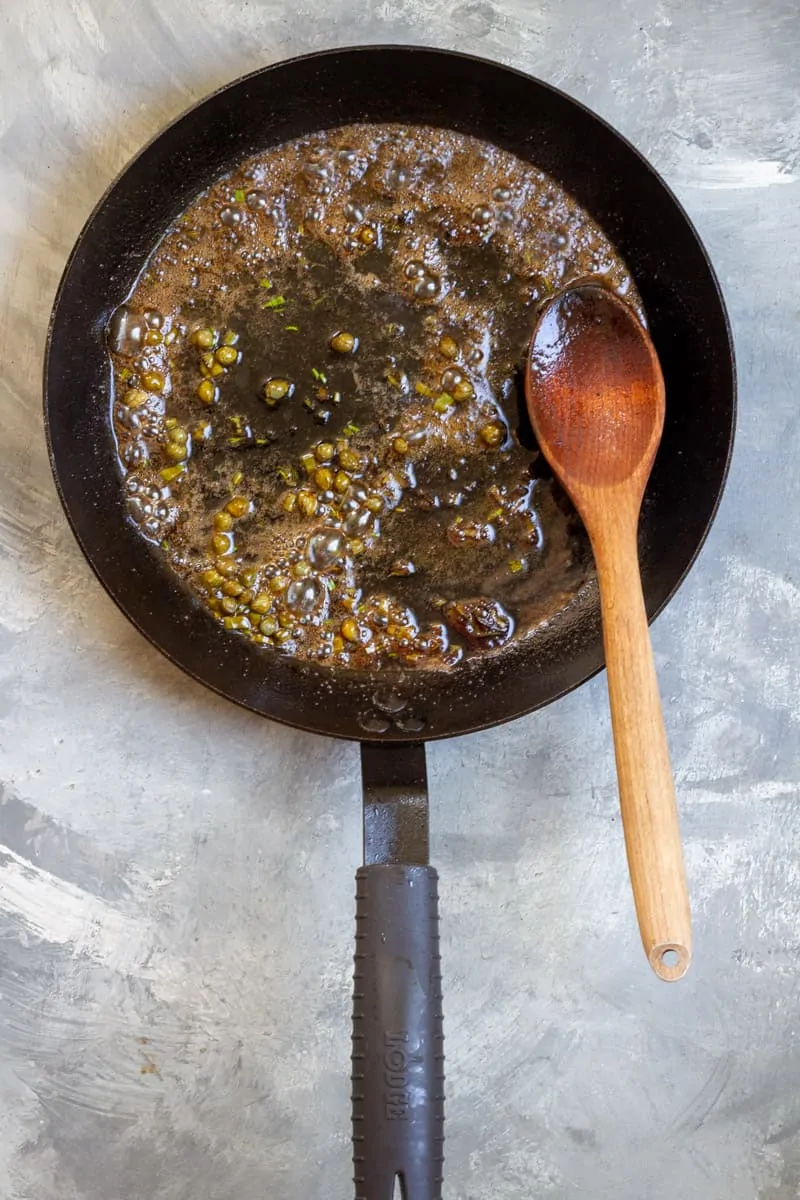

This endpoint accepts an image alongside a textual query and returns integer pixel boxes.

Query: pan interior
[107,121,646,680]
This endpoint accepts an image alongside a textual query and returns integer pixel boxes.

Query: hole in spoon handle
[649,942,691,982]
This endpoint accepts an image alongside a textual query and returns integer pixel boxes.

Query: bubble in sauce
[108,305,145,355]
[246,190,269,210]
[308,530,344,567]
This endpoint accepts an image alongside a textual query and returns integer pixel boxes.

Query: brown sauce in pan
[108,123,639,670]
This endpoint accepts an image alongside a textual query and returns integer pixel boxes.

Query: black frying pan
[44,47,735,1200]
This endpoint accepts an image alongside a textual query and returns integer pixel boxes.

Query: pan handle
[352,863,445,1200]
[353,742,444,1199]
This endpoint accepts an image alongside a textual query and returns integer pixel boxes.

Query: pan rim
[43,44,737,744]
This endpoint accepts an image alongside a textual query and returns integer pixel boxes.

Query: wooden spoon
[525,283,691,981]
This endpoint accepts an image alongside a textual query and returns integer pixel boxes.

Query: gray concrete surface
[0,2,798,1197]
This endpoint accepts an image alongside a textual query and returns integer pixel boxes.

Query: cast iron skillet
[45,47,735,1200]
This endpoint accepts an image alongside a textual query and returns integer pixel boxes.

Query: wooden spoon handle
[593,518,692,981]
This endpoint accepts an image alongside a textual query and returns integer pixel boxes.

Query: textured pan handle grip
[352,864,444,1200]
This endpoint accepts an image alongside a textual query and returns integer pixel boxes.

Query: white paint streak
[0,843,150,971]
[683,159,797,190]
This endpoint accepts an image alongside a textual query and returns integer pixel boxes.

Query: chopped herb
[331,391,342,405]
[119,367,132,381]
[234,188,246,203]
[509,559,524,574]
[311,368,328,384]
[262,295,287,309]
[277,464,298,485]
[342,422,360,437]
[285,324,299,332]
[433,392,455,412]
[311,294,327,308]
[325,578,336,591]
[303,397,314,411]
[231,471,244,486]
[386,372,401,388]
[259,278,273,289]
[415,381,433,397]
[487,507,504,521]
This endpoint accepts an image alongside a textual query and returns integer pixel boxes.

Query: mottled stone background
[0,2,798,1197]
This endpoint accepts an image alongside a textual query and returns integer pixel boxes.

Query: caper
[392,437,409,455]
[201,569,224,587]
[313,466,333,491]
[292,560,312,580]
[333,470,351,494]
[297,490,318,517]
[159,464,185,483]
[452,378,474,402]
[222,329,239,346]
[213,511,234,532]
[250,593,273,614]
[359,226,376,245]
[341,617,361,643]
[192,420,212,440]
[338,448,362,473]
[439,334,458,359]
[480,421,505,448]
[349,538,365,556]
[329,331,357,354]
[215,557,240,577]
[241,568,258,587]
[144,328,162,346]
[259,616,279,636]
[222,580,243,597]
[264,378,292,404]
[226,496,250,518]
[165,441,188,461]
[170,426,189,443]
[215,345,239,367]
[364,495,383,513]
[142,371,165,393]
[124,388,148,410]
[315,442,335,462]
[197,379,218,405]
[269,574,290,594]
[191,328,216,348]
[212,532,234,555]
[220,595,238,615]
[281,492,297,513]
